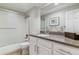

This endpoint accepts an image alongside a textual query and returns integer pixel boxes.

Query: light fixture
[54,3,59,5]
[41,3,51,9]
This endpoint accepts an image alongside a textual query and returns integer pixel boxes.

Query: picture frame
[49,17,59,26]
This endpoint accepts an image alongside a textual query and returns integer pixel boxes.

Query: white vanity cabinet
[29,36,53,55]
[37,38,53,55]
[36,45,52,55]
[29,36,37,55]
[53,42,79,55]
[29,36,79,55]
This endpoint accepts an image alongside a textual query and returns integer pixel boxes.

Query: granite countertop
[30,34,79,48]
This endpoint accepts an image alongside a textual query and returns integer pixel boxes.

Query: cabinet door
[29,36,37,55]
[38,38,53,49]
[29,36,37,45]
[53,42,79,55]
[37,45,52,55]
[29,44,37,55]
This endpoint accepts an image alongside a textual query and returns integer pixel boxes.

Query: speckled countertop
[30,34,79,48]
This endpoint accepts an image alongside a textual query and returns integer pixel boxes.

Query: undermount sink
[37,34,49,37]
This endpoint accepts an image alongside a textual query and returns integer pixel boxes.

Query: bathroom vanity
[29,34,79,55]
[31,4,79,55]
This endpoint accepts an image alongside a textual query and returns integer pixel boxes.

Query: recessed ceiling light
[54,3,59,5]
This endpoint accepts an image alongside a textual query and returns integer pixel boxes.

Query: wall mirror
[49,17,60,26]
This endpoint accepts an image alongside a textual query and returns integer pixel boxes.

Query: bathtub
[0,42,30,55]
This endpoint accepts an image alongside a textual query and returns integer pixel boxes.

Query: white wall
[25,17,29,34]
[27,7,40,35]
[0,9,26,47]
[40,16,45,31]
[42,5,79,34]
[43,11,65,32]
[65,9,79,34]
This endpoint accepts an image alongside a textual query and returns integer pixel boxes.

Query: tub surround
[30,34,79,48]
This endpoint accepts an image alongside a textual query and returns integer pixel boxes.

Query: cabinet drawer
[53,42,79,55]
[38,38,53,49]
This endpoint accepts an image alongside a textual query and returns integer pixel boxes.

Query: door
[29,36,37,55]
[29,44,37,55]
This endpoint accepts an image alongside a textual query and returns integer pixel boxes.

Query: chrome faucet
[24,34,29,42]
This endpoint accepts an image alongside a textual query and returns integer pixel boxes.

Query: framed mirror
[49,17,60,26]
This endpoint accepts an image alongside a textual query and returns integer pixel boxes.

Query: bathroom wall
[41,4,79,34]
[42,10,65,32]
[40,16,45,31]
[65,8,79,34]
[26,7,40,35]
[0,8,26,47]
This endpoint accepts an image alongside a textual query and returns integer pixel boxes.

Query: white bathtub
[0,42,30,55]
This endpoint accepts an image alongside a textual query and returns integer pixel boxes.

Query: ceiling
[0,3,46,13]
[0,3,78,15]
[41,3,78,15]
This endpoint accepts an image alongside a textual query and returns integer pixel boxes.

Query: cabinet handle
[56,51,66,55]
[34,45,37,52]
[58,49,72,55]
[37,46,39,54]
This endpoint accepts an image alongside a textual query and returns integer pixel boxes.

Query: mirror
[40,4,79,40]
